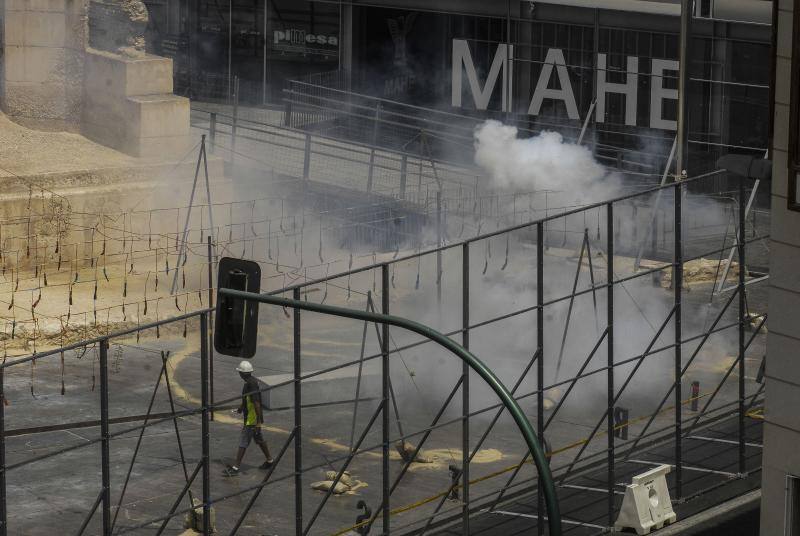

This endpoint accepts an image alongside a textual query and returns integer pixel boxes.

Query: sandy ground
[0,113,140,178]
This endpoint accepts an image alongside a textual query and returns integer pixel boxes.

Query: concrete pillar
[3,0,87,130]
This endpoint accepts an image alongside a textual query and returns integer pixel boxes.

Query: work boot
[259,459,274,470]
[223,465,240,477]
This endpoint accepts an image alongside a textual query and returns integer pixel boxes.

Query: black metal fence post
[99,340,111,535]
[284,100,293,127]
[293,287,303,536]
[200,313,211,535]
[382,264,391,535]
[606,204,615,528]
[738,177,746,474]
[209,113,217,153]
[0,368,7,536]
[400,154,408,200]
[462,243,470,535]
[674,182,683,498]
[367,149,376,194]
[207,237,215,421]
[537,222,545,536]
[231,76,240,159]
[303,134,312,181]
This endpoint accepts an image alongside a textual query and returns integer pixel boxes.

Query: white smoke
[474,120,607,192]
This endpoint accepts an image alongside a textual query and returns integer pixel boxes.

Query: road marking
[687,435,762,448]
[560,483,624,495]
[487,509,607,529]
[628,458,738,477]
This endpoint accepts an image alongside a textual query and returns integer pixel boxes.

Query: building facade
[142,0,773,178]
[760,0,800,533]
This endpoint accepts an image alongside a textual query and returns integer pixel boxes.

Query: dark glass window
[790,1,800,209]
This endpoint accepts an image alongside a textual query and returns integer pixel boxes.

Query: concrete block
[770,203,800,246]
[3,46,26,83]
[770,240,800,291]
[5,46,67,83]
[767,285,800,338]
[776,57,792,107]
[84,49,173,97]
[130,94,189,137]
[23,11,67,47]
[6,0,66,12]
[760,462,788,536]
[4,12,25,46]
[763,421,800,473]
[771,149,788,199]
[777,10,793,60]
[774,102,790,154]
[763,377,800,433]
[766,332,800,387]
[82,49,188,158]
[134,134,192,158]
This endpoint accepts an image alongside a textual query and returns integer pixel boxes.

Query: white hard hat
[236,361,254,373]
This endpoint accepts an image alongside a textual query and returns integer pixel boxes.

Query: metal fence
[0,169,768,535]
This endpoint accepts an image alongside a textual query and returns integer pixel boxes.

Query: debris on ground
[657,258,739,288]
[311,479,351,494]
[325,470,354,487]
[395,440,434,463]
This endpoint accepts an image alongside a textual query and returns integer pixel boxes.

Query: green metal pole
[218,287,562,536]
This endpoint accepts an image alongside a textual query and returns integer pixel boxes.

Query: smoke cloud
[474,120,607,192]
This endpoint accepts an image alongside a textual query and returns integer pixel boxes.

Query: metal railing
[0,170,767,535]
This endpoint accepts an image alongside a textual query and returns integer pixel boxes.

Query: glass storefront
[351,5,771,175]
[144,0,340,104]
[141,0,771,176]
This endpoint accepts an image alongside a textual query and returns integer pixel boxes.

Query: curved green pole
[219,288,562,536]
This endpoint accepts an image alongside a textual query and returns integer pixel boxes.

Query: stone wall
[88,0,147,58]
[2,0,87,130]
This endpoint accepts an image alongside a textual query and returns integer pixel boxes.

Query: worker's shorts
[239,425,265,449]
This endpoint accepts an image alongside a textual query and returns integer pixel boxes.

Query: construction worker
[224,361,274,476]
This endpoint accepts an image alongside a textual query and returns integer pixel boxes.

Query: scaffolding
[0,169,768,535]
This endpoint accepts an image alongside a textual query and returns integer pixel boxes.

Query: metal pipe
[462,242,470,535]
[0,369,5,536]
[99,340,111,535]
[674,181,684,498]
[349,294,371,451]
[293,287,303,536]
[382,264,391,535]
[738,177,747,474]
[218,287,563,536]
[676,0,692,174]
[537,222,545,535]
[207,236,215,420]
[606,204,615,527]
[200,313,211,536]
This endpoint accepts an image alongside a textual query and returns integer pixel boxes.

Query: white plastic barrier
[614,464,677,535]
